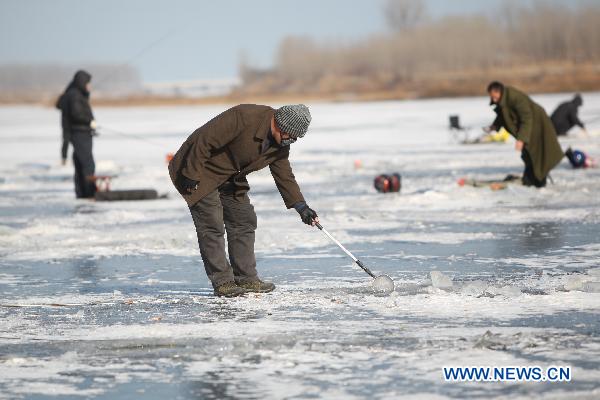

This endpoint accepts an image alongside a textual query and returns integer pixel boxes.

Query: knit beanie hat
[274,104,311,139]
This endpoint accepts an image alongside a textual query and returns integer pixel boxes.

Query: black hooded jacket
[56,70,94,159]
[550,95,584,136]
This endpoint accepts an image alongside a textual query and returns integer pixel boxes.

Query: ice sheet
[1,94,600,399]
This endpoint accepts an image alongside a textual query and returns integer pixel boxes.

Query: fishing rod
[96,125,169,149]
[586,114,600,125]
[93,28,177,89]
[89,28,181,153]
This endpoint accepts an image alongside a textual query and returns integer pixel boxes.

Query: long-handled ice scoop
[315,222,395,295]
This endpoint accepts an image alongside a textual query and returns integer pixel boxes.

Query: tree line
[238,0,600,98]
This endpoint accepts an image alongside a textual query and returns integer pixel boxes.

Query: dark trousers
[189,183,258,288]
[70,131,96,198]
[521,149,546,188]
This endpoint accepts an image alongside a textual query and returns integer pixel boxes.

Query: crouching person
[169,104,318,297]
[487,81,564,187]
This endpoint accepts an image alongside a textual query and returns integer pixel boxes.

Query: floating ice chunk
[487,285,522,297]
[581,282,600,293]
[5,357,28,365]
[372,275,395,296]
[474,330,508,351]
[563,275,600,292]
[564,276,590,291]
[430,271,453,289]
[395,282,427,295]
[587,268,600,278]
[461,280,488,296]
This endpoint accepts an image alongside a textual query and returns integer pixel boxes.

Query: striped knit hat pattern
[274,104,312,138]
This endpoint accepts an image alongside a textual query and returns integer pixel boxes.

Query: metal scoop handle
[315,222,376,278]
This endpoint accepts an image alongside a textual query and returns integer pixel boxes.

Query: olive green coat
[168,104,305,208]
[492,86,564,180]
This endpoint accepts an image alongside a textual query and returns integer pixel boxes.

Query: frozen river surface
[1,94,600,399]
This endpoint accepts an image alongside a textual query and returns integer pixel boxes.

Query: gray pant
[189,183,258,288]
[70,131,96,198]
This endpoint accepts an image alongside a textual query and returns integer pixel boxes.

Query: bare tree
[383,0,427,32]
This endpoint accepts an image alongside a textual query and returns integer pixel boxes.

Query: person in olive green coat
[487,82,564,187]
[169,104,319,297]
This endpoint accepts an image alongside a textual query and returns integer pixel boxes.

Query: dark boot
[214,282,247,297]
[521,173,535,187]
[520,149,546,188]
[521,170,546,187]
[236,279,275,293]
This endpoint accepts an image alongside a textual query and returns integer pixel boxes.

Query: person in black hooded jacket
[550,94,588,137]
[56,70,97,198]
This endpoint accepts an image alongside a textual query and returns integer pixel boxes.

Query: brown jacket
[168,104,305,208]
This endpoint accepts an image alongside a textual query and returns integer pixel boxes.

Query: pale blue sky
[1,0,519,82]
